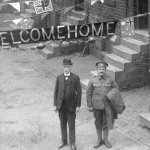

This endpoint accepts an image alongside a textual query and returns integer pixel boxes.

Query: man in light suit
[54,58,82,150]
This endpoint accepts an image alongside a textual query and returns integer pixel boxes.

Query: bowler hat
[62,58,73,65]
[96,61,108,68]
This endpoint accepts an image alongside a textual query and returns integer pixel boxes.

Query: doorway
[135,0,148,29]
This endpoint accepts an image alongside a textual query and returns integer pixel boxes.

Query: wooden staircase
[81,30,149,90]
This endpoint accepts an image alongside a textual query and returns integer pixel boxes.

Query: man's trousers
[59,108,76,145]
[94,109,109,141]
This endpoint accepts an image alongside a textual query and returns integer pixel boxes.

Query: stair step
[20,13,31,18]
[45,42,60,54]
[38,48,54,59]
[135,30,149,43]
[25,9,36,17]
[105,53,131,70]
[61,22,73,26]
[9,23,20,29]
[90,50,106,61]
[91,64,123,79]
[113,45,140,61]
[67,15,85,25]
[71,10,86,19]
[81,79,89,89]
[121,37,149,52]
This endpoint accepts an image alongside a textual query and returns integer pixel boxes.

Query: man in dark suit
[54,58,82,150]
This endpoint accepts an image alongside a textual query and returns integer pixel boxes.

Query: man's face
[97,67,106,76]
[63,65,72,74]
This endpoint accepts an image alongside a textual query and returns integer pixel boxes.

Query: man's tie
[65,75,69,80]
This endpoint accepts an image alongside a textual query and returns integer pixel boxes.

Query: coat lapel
[59,74,65,87]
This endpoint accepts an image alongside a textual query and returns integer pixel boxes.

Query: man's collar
[64,72,71,77]
[97,74,106,80]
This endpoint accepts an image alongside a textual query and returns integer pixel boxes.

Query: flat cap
[96,61,108,68]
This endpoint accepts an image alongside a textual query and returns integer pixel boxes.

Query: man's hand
[76,107,80,113]
[89,107,94,112]
[54,107,58,113]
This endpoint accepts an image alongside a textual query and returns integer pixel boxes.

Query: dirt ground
[0,48,150,150]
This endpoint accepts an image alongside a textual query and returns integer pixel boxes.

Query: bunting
[121,17,135,37]
[0,1,31,12]
[91,0,104,5]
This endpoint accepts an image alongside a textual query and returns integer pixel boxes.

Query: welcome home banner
[0,21,118,46]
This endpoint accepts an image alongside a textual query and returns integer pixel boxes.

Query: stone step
[18,43,37,49]
[38,48,54,59]
[9,23,20,30]
[80,79,89,89]
[20,13,31,18]
[61,22,73,26]
[71,10,86,19]
[121,37,149,52]
[105,53,131,70]
[112,45,140,61]
[45,42,60,54]
[140,113,150,129]
[90,64,123,79]
[90,50,106,61]
[0,46,11,50]
[67,15,85,25]
[25,9,36,17]
[134,30,149,43]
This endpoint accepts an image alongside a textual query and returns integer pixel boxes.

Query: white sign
[33,0,53,14]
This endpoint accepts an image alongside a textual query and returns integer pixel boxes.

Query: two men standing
[54,58,119,149]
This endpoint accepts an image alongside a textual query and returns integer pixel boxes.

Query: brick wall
[57,0,75,24]
[85,0,134,35]
[38,0,76,26]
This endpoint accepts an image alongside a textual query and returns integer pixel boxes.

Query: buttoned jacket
[54,72,82,112]
[86,73,119,110]
[86,73,119,129]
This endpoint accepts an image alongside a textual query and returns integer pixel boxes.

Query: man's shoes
[70,144,77,150]
[93,140,103,149]
[58,142,67,149]
[103,140,112,148]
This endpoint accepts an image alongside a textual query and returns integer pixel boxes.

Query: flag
[18,18,34,29]
[63,6,74,14]
[121,17,135,37]
[11,18,34,29]
[91,0,104,5]
[12,18,23,24]
[24,1,31,5]
[8,2,20,11]
[33,0,53,14]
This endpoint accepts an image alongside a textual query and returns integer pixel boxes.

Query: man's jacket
[106,88,125,114]
[54,72,82,112]
[86,74,119,110]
